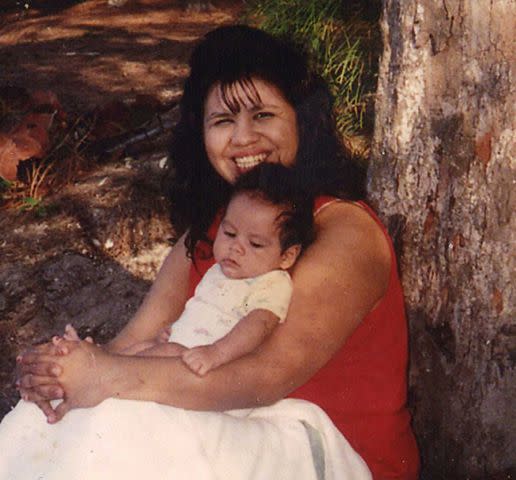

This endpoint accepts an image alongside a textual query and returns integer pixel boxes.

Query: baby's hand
[182,345,222,377]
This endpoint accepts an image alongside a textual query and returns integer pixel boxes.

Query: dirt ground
[0,0,242,419]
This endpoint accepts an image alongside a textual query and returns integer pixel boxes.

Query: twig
[88,103,179,155]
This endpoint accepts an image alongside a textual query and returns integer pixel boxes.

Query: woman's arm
[106,233,192,353]
[21,202,391,419]
[16,233,192,406]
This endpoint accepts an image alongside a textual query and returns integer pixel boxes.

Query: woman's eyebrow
[205,103,278,120]
[249,102,283,112]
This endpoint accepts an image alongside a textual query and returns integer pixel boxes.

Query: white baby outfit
[169,263,293,348]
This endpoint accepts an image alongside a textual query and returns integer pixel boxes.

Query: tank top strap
[354,201,398,278]
[313,195,340,215]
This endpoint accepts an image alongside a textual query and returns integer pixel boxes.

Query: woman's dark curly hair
[168,25,365,259]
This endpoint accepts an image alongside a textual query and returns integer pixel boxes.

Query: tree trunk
[367,1,515,478]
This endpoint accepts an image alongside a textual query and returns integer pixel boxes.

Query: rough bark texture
[367,1,515,478]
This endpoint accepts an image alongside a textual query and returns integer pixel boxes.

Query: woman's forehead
[222,78,262,112]
[205,77,288,114]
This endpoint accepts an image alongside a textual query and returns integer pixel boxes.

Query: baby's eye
[249,241,264,249]
[223,230,236,238]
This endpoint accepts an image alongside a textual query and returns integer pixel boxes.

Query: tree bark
[367,1,515,478]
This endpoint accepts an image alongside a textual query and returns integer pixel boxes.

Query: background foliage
[243,0,380,153]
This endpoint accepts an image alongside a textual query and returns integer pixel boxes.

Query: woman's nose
[231,116,258,146]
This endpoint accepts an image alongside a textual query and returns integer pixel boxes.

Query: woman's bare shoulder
[290,200,391,326]
[309,201,391,284]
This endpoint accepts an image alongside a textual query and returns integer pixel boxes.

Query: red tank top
[188,198,420,479]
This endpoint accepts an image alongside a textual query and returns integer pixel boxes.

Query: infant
[62,164,314,376]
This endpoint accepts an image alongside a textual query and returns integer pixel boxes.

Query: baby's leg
[50,324,80,355]
[52,324,94,354]
[62,324,81,341]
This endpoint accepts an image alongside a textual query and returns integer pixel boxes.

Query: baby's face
[213,193,293,279]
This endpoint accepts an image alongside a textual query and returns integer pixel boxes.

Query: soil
[0,0,242,419]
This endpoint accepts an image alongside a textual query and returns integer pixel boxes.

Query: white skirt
[0,397,370,480]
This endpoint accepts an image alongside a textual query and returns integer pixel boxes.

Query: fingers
[20,396,59,424]
[182,349,211,376]
[51,336,70,355]
[51,400,71,423]
[19,341,61,359]
[21,394,60,424]
[17,371,63,390]
[157,326,172,343]
[34,400,58,423]
[17,355,63,377]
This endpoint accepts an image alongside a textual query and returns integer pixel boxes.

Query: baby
[61,164,314,376]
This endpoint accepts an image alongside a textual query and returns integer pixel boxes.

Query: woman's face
[203,78,298,184]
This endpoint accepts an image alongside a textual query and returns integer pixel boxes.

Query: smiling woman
[7,25,419,480]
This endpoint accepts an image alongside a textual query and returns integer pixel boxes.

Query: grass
[243,0,380,155]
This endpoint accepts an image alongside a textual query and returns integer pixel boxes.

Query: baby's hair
[231,164,315,253]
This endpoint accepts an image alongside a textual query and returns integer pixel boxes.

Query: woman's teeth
[234,154,267,169]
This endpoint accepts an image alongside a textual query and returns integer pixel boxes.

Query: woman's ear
[279,244,302,270]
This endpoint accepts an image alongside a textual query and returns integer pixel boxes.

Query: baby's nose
[230,239,245,255]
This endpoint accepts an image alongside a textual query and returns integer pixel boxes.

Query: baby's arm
[134,342,187,357]
[182,309,280,376]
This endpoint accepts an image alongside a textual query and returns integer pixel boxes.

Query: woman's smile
[203,78,299,183]
[233,153,268,172]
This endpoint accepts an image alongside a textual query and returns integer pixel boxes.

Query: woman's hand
[46,340,113,422]
[16,341,65,420]
[17,340,112,423]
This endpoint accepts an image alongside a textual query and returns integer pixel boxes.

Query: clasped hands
[16,332,110,423]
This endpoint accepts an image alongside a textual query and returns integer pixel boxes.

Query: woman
[13,25,419,479]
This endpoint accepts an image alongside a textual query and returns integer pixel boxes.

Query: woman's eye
[213,118,232,126]
[255,111,273,120]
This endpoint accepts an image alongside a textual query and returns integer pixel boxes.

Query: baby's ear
[279,244,302,270]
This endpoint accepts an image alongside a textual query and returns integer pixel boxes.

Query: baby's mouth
[222,258,239,267]
[233,153,267,171]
